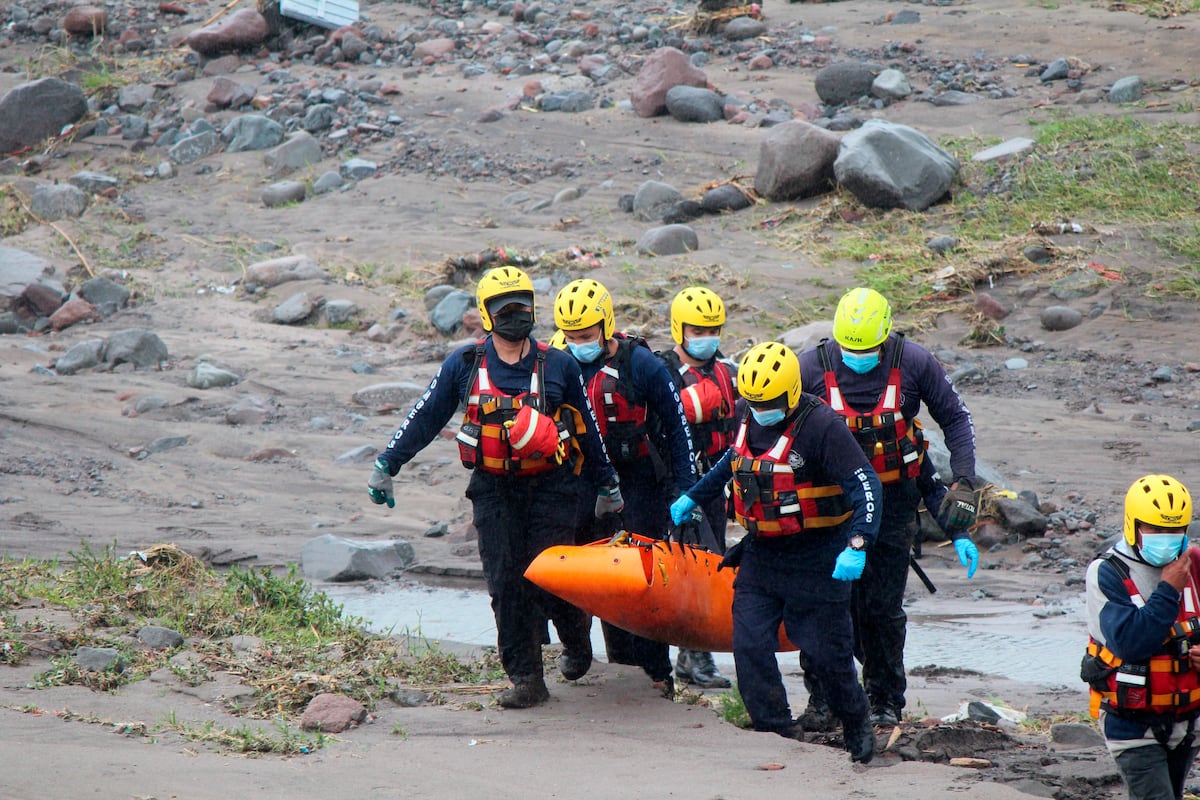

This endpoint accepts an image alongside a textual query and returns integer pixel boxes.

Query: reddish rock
[159,3,187,15]
[20,283,65,317]
[512,2,527,20]
[578,55,606,75]
[461,308,484,337]
[63,6,108,37]
[206,77,255,109]
[300,693,367,733]
[522,79,544,98]
[49,297,97,331]
[583,22,599,37]
[201,54,244,75]
[630,47,708,118]
[413,37,455,60]
[974,292,1011,321]
[186,9,270,56]
[330,25,363,44]
[748,54,773,71]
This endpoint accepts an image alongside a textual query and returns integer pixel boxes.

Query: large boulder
[0,78,88,155]
[301,534,416,581]
[186,9,270,55]
[630,47,708,118]
[833,120,960,211]
[0,247,56,312]
[753,121,841,202]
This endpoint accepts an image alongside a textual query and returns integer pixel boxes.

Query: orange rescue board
[524,533,797,653]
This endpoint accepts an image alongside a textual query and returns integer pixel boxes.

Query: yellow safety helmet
[737,342,801,409]
[548,329,567,350]
[670,286,726,345]
[1123,474,1192,546]
[476,266,535,333]
[554,278,614,339]
[833,287,892,350]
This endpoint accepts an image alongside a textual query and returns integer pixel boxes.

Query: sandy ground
[2,0,1200,796]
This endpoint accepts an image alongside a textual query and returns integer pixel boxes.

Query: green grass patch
[1106,0,1200,18]
[770,114,1200,323]
[1,543,505,726]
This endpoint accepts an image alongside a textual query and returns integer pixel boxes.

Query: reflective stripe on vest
[730,401,851,537]
[675,358,737,458]
[819,335,926,484]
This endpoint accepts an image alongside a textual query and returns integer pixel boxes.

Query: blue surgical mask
[684,336,720,361]
[841,349,881,375]
[1139,533,1188,567]
[569,340,604,363]
[751,407,786,427]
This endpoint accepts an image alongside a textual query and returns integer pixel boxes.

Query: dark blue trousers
[468,467,592,682]
[733,532,869,732]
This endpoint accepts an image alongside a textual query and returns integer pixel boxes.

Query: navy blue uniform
[574,339,698,683]
[688,396,882,733]
[798,333,975,720]
[378,336,615,683]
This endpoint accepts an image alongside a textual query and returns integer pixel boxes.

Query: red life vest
[587,334,652,464]
[455,341,574,476]
[729,399,851,537]
[659,349,737,460]
[818,335,926,485]
[1084,550,1200,720]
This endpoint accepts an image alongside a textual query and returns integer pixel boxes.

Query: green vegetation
[772,114,1200,325]
[715,685,752,729]
[0,543,506,752]
[1108,0,1200,17]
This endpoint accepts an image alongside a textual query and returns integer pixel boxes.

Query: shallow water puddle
[325,580,1085,687]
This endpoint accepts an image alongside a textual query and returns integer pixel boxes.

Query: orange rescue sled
[524,533,797,653]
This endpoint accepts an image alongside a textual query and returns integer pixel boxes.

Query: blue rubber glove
[670,494,698,526]
[954,538,979,579]
[832,547,866,581]
[367,458,395,508]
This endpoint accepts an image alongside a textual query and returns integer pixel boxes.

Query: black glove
[717,537,748,571]
[938,476,981,532]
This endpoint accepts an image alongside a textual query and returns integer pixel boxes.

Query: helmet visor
[485,292,534,317]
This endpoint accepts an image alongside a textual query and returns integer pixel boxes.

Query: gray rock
[1040,58,1070,82]
[351,382,428,410]
[723,17,765,40]
[301,533,416,581]
[273,291,319,324]
[75,646,124,672]
[0,78,88,154]
[145,435,188,454]
[833,120,960,211]
[1107,75,1144,104]
[929,90,978,106]
[430,289,473,334]
[871,69,911,100]
[699,184,753,213]
[814,61,882,106]
[1040,305,1083,332]
[927,236,958,254]
[54,339,104,374]
[632,180,683,221]
[186,362,241,389]
[31,184,88,220]
[972,138,1036,163]
[225,395,272,425]
[1050,722,1105,748]
[335,444,378,464]
[340,158,377,180]
[423,285,456,311]
[222,114,284,152]
[134,395,169,413]
[169,130,222,165]
[779,321,834,354]
[636,224,699,256]
[665,85,724,123]
[69,171,119,194]
[324,299,359,325]
[117,84,156,110]
[302,103,337,132]
[77,276,130,315]
[312,170,345,195]
[754,120,840,202]
[1004,357,1028,370]
[137,625,185,649]
[995,496,1048,536]
[264,131,323,175]
[103,329,168,369]
[1050,271,1106,300]
[262,180,307,208]
[245,255,327,288]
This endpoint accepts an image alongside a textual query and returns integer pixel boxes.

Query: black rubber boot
[497,676,550,709]
[843,716,876,764]
[680,650,731,689]
[559,646,593,681]
[798,698,837,732]
[869,706,900,727]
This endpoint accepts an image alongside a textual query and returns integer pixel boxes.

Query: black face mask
[492,309,534,342]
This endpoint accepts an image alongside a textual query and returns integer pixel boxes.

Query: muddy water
[325,580,1085,688]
